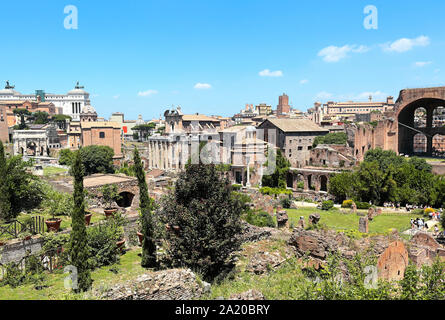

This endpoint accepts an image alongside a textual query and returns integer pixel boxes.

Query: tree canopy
[329,148,443,207]
[159,163,243,281]
[313,132,348,148]
[261,148,290,189]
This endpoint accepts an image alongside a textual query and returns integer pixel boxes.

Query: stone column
[427,136,433,155]
[315,175,321,192]
[246,157,251,188]
[303,175,309,191]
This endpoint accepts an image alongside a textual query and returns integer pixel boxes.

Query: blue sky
[0,0,444,120]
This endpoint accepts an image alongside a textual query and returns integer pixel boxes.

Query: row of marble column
[147,140,187,171]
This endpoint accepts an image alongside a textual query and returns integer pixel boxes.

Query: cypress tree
[134,147,156,267]
[69,150,92,292]
[0,141,11,221]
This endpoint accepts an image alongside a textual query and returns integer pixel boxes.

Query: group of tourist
[411,218,428,231]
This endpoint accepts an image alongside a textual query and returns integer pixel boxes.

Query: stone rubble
[98,268,203,300]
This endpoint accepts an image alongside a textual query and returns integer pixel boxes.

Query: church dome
[136,115,145,125]
[68,88,88,95]
[68,82,88,95]
[0,88,20,95]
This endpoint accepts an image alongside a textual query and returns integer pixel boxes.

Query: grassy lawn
[43,167,68,176]
[284,208,421,235]
[0,247,146,300]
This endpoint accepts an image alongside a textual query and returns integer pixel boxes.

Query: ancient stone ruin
[377,241,409,281]
[309,213,321,226]
[408,232,445,267]
[359,216,369,233]
[276,210,289,229]
[297,217,306,229]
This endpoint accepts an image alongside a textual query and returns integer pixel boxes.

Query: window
[99,132,105,138]
[298,146,303,151]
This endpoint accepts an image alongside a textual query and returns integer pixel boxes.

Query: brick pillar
[303,175,309,191]
[315,175,321,192]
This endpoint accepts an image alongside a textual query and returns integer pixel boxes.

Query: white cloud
[259,69,283,77]
[315,91,333,100]
[194,83,212,89]
[435,69,441,74]
[414,61,432,67]
[138,89,158,97]
[299,79,309,85]
[113,95,120,99]
[382,36,430,53]
[318,45,369,63]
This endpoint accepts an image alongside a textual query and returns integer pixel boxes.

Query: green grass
[43,167,68,176]
[0,248,145,300]
[285,208,421,234]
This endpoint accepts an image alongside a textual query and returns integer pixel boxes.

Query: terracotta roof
[83,174,136,187]
[182,114,220,122]
[261,118,328,133]
[147,169,165,178]
[0,100,29,104]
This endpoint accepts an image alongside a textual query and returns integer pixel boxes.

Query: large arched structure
[395,87,445,157]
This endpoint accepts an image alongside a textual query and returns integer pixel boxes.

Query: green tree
[133,123,156,141]
[0,141,11,220]
[159,163,243,281]
[134,148,157,268]
[1,155,44,220]
[59,149,74,166]
[13,108,31,130]
[261,148,290,189]
[77,145,115,176]
[69,150,92,292]
[328,171,356,203]
[32,111,50,124]
[312,132,348,148]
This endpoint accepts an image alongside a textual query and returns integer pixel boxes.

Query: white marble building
[0,81,91,121]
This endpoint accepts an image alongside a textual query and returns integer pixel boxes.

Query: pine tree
[69,150,92,292]
[134,148,156,267]
[0,141,11,221]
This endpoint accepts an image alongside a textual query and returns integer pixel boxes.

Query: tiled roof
[182,114,220,122]
[262,118,329,133]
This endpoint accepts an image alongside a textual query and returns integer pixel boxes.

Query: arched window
[414,107,427,128]
[413,133,427,154]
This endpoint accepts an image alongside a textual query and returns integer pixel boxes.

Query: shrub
[356,202,372,210]
[281,197,292,209]
[59,149,74,166]
[244,210,276,228]
[424,208,435,216]
[341,200,354,208]
[259,187,292,197]
[0,262,26,288]
[296,181,304,189]
[232,184,242,191]
[42,186,74,217]
[87,219,124,269]
[321,200,334,211]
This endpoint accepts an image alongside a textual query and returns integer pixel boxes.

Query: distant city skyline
[0,0,444,120]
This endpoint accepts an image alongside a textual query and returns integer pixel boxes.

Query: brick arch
[395,87,445,157]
